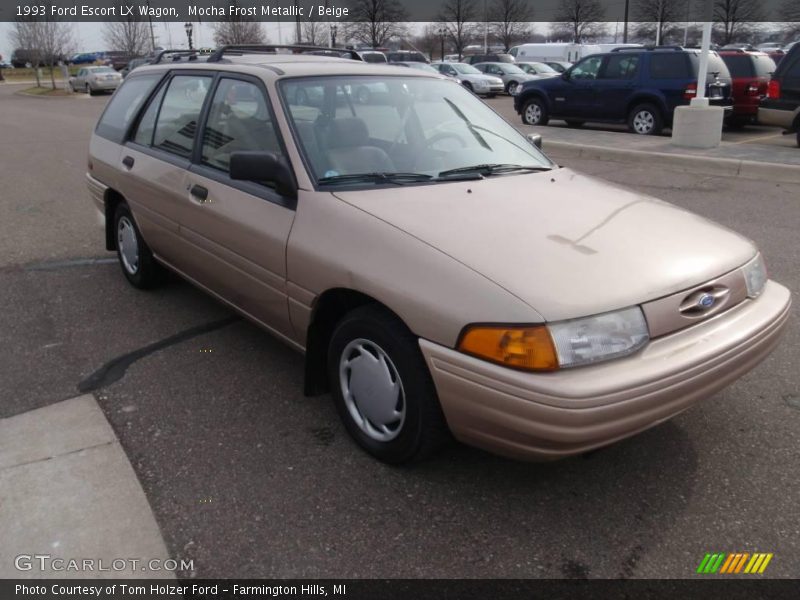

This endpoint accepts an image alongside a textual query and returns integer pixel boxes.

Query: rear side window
[650,54,690,79]
[95,74,160,143]
[152,75,213,158]
[601,54,639,79]
[722,55,754,77]
[752,55,777,77]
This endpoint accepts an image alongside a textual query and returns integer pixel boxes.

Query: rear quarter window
[752,55,777,77]
[95,73,162,143]
[721,55,754,78]
[649,54,690,79]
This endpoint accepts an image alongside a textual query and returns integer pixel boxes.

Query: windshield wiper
[317,172,433,186]
[438,164,553,177]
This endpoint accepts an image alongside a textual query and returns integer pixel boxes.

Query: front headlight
[458,306,649,371]
[742,253,767,298]
[548,306,649,368]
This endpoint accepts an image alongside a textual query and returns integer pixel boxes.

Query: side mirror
[230,151,296,198]
[526,133,543,149]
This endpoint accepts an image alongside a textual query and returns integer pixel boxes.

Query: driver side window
[571,56,602,80]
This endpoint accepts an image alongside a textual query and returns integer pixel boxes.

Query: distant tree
[439,0,479,60]
[103,19,152,57]
[301,21,327,46]
[713,0,763,45]
[12,14,74,89]
[632,0,688,45]
[489,0,533,51]
[778,0,800,42]
[552,0,607,43]
[414,24,444,61]
[347,0,408,48]
[213,1,266,45]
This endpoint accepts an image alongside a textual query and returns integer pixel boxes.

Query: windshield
[529,62,557,73]
[93,67,115,73]
[452,63,481,74]
[280,76,552,186]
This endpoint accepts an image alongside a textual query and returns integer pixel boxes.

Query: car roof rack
[611,45,684,52]
[151,49,207,64]
[207,45,363,62]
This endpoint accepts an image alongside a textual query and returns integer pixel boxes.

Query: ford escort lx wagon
[86,45,791,463]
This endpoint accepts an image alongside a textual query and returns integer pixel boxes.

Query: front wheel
[628,103,663,135]
[113,203,162,289]
[328,305,449,464]
[521,97,549,126]
[506,81,519,95]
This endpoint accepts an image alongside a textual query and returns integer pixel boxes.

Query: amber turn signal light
[458,326,559,371]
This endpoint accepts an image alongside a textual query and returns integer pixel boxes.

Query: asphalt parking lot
[1,83,798,579]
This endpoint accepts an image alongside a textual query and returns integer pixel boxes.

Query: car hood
[332,167,756,321]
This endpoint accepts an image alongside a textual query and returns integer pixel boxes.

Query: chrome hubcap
[633,111,655,134]
[117,216,139,274]
[525,103,541,124]
[339,338,405,442]
[508,82,517,94]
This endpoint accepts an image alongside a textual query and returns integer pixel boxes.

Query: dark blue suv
[514,47,733,135]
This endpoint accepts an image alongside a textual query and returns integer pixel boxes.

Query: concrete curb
[0,395,175,579]
[544,140,800,185]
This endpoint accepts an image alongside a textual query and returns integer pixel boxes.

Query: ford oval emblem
[698,293,715,309]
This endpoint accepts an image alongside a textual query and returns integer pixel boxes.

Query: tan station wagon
[87,45,791,463]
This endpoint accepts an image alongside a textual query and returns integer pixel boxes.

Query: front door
[557,55,603,117]
[180,76,296,339]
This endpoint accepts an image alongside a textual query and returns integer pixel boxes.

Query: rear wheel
[113,203,161,289]
[327,305,449,464]
[628,103,663,135]
[521,97,549,126]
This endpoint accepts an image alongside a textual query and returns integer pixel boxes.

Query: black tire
[327,305,450,464]
[627,103,663,135]
[565,120,585,128]
[521,97,549,126]
[796,129,799,148]
[113,203,161,289]
[506,80,519,95]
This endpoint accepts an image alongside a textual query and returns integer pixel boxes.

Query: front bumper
[420,281,791,461]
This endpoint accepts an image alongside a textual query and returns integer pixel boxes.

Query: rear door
[180,75,296,338]
[121,71,214,266]
[593,53,640,119]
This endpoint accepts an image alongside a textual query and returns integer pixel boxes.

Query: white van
[511,43,603,63]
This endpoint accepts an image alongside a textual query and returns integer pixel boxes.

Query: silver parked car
[432,62,504,96]
[516,61,561,78]
[473,62,537,95]
[69,66,122,95]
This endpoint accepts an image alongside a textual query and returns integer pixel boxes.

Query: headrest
[326,118,370,148]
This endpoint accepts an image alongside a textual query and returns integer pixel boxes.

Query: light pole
[184,22,194,51]
[438,27,445,60]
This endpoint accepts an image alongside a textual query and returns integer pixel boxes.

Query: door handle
[122,156,134,169]
[189,184,209,202]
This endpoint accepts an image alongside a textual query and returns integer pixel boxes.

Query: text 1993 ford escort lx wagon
[86,46,791,463]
